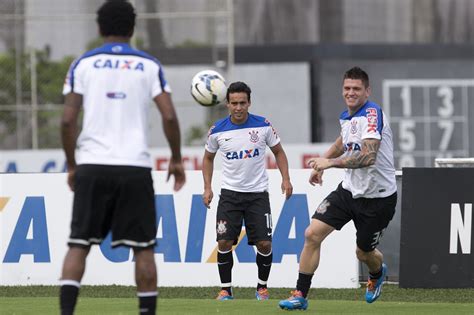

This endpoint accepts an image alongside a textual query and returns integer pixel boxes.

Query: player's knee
[217,240,234,252]
[256,240,272,255]
[304,226,323,246]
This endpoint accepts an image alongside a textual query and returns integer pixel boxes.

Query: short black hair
[226,81,251,102]
[97,0,136,37]
[343,67,370,88]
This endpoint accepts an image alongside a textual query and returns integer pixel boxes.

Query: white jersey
[339,101,397,198]
[62,42,171,168]
[205,113,280,192]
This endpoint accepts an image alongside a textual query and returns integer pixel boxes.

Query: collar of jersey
[210,113,270,134]
[340,100,371,120]
[102,42,132,51]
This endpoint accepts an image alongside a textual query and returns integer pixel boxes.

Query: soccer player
[59,1,185,314]
[202,81,293,301]
[279,67,397,310]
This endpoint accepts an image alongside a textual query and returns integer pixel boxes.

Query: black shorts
[68,164,157,249]
[312,183,397,252]
[216,189,272,245]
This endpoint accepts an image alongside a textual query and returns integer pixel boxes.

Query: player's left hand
[307,157,332,171]
[281,179,293,199]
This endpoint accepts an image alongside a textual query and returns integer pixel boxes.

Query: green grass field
[1,285,473,314]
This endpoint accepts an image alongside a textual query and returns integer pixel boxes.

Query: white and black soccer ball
[190,70,226,106]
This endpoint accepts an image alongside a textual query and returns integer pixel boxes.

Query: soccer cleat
[278,290,308,310]
[255,287,269,300]
[216,289,234,301]
[366,263,387,303]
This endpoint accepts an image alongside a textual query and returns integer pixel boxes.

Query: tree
[0,49,74,149]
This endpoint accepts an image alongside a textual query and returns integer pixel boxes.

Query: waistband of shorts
[77,164,152,175]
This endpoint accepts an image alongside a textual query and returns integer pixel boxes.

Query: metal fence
[2,0,474,150]
[0,0,233,149]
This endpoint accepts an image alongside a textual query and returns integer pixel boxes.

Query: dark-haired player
[202,81,293,301]
[59,1,185,314]
[279,67,397,310]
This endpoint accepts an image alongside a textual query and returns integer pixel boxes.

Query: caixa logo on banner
[2,195,311,264]
[4,160,67,173]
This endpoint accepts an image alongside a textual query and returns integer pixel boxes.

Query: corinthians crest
[216,220,227,235]
[316,199,330,214]
[249,130,259,143]
[350,120,358,134]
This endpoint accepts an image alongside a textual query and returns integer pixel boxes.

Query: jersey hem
[221,185,269,193]
[77,157,151,168]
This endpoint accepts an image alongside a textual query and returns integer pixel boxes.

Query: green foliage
[185,125,207,146]
[0,52,25,98]
[35,51,74,105]
[0,49,73,148]
[185,119,214,146]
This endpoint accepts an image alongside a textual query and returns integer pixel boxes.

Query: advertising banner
[400,168,473,288]
[1,169,358,288]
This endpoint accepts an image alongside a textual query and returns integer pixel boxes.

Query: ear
[366,86,371,97]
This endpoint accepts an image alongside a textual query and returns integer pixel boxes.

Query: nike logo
[262,263,272,267]
[267,232,272,236]
[224,138,231,141]
[217,262,230,265]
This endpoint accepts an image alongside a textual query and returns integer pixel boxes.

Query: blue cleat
[366,263,387,303]
[216,289,234,301]
[278,290,308,310]
[255,287,269,300]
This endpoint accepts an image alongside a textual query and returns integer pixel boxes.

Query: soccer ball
[190,70,226,106]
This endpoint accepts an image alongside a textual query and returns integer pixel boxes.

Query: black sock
[218,250,233,295]
[138,292,157,315]
[59,281,80,315]
[256,250,272,290]
[369,266,383,280]
[296,272,314,298]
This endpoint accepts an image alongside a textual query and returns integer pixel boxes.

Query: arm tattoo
[326,137,345,158]
[333,139,380,169]
[334,142,344,156]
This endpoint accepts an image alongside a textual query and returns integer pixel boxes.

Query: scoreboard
[383,80,471,168]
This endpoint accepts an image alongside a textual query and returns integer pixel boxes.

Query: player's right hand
[309,169,324,186]
[202,188,213,209]
[167,160,186,191]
